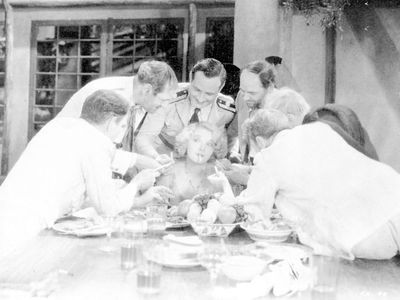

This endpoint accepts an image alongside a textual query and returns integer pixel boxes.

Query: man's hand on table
[134,186,174,207]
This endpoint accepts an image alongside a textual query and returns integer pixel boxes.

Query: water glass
[198,238,228,284]
[146,205,167,236]
[311,255,340,300]
[120,239,144,271]
[136,248,162,295]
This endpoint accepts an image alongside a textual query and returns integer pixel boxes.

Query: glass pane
[56,90,75,107]
[57,75,77,89]
[113,41,134,57]
[157,22,179,39]
[59,26,79,39]
[36,74,55,89]
[112,58,133,75]
[37,42,57,56]
[157,40,178,57]
[113,25,134,40]
[0,60,4,73]
[167,57,182,81]
[80,75,99,87]
[59,41,78,56]
[81,58,100,73]
[37,58,56,73]
[34,107,54,122]
[80,41,100,56]
[205,18,234,64]
[0,105,4,120]
[35,90,55,105]
[33,123,46,135]
[58,57,78,73]
[134,24,155,39]
[80,25,101,39]
[134,41,156,57]
[37,26,57,40]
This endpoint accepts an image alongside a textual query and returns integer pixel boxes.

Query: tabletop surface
[1,227,400,300]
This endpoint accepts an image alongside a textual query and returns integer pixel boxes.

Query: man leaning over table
[0,90,172,253]
[58,60,179,176]
[135,58,237,159]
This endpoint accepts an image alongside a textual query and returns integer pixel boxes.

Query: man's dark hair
[242,60,276,89]
[190,58,227,87]
[80,89,129,124]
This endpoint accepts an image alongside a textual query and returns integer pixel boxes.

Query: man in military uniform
[135,58,237,159]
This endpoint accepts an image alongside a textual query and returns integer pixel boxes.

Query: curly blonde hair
[265,87,310,127]
[174,122,228,160]
[242,109,290,146]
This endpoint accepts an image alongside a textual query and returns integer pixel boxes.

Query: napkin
[227,258,312,299]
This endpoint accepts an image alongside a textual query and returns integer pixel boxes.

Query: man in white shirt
[135,58,237,159]
[0,90,170,251]
[58,60,179,173]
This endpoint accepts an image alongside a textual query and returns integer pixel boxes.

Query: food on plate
[187,202,202,222]
[206,198,222,214]
[192,193,215,210]
[177,199,194,217]
[217,206,237,224]
[167,215,186,224]
[246,220,291,232]
[200,208,217,223]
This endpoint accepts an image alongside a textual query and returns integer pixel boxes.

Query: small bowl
[241,224,292,243]
[221,255,267,281]
[190,220,239,238]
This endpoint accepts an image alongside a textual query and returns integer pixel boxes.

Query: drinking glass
[99,215,117,253]
[136,240,163,295]
[198,238,229,285]
[120,238,144,271]
[311,255,340,300]
[146,204,167,236]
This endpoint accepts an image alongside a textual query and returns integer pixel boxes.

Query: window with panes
[32,19,184,137]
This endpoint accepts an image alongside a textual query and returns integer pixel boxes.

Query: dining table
[0,226,400,300]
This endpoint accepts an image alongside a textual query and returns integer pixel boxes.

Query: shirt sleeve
[81,143,138,216]
[237,152,278,220]
[111,149,137,175]
[135,106,167,158]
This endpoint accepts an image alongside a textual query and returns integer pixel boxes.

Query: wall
[234,2,400,172]
[336,7,400,171]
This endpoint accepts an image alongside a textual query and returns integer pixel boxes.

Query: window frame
[29,18,185,139]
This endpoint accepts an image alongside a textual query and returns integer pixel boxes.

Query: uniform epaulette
[216,96,236,113]
[169,89,189,104]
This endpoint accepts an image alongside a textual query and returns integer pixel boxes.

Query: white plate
[166,220,191,229]
[52,219,108,237]
[241,224,292,243]
[254,243,312,261]
[150,257,200,268]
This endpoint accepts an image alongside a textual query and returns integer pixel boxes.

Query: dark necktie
[189,108,200,124]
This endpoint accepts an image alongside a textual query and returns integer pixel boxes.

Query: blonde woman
[157,122,227,205]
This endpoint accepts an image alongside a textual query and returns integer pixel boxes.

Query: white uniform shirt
[240,122,400,258]
[0,118,137,250]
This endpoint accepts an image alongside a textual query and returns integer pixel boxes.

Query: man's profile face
[239,70,268,109]
[107,115,129,144]
[141,83,176,113]
[189,71,222,109]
